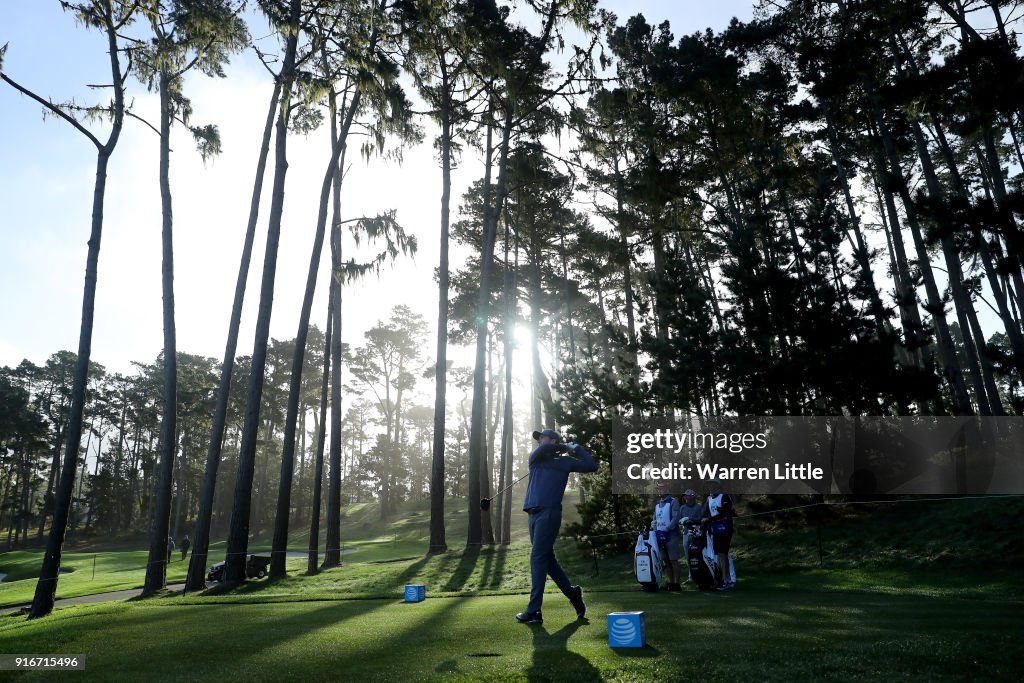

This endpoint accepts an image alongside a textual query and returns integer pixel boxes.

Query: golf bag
[685,522,719,591]
[686,521,737,590]
[703,540,737,584]
[634,529,663,592]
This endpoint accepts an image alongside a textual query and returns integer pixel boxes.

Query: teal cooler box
[404,584,426,602]
[607,611,646,648]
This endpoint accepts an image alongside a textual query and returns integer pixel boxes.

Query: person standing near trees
[701,479,736,590]
[180,535,191,561]
[652,480,683,591]
[678,489,703,583]
[515,429,599,625]
[166,536,175,566]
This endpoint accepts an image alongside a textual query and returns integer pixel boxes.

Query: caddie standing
[652,480,683,591]
[678,489,703,582]
[701,479,736,590]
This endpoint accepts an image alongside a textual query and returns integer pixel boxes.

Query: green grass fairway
[0,497,556,607]
[0,550,193,607]
[1,498,1022,680]
[1,581,1021,681]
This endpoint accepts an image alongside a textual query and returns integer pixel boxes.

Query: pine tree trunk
[323,139,345,569]
[224,0,302,585]
[614,157,641,416]
[294,406,306,527]
[308,290,333,575]
[29,99,123,621]
[186,81,279,591]
[981,130,1024,314]
[85,451,100,533]
[253,419,275,538]
[428,69,452,555]
[650,230,670,349]
[68,411,93,540]
[866,87,974,415]
[528,230,553,427]
[480,341,498,544]
[18,458,31,546]
[929,117,1024,396]
[0,473,12,549]
[172,437,185,541]
[499,238,516,544]
[869,151,927,369]
[144,65,179,595]
[468,109,513,546]
[913,134,991,411]
[559,233,576,365]
[894,34,1006,413]
[37,423,64,543]
[905,117,995,415]
[270,74,358,578]
[826,113,896,346]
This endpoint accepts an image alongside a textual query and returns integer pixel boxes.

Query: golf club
[480,472,530,511]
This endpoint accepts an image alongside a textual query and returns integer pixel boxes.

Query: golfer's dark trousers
[526,506,572,613]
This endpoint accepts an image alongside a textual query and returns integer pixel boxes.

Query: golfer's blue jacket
[521,443,598,511]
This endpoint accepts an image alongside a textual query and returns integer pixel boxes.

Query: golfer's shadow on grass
[527,619,600,683]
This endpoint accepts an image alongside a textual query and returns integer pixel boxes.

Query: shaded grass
[730,496,1024,572]
[2,496,1020,609]
[158,544,1020,608]
[0,580,1021,681]
[0,496,575,606]
[165,543,536,605]
[1,497,1022,680]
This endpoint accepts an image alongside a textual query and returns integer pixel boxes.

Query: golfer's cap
[684,489,696,496]
[532,428,562,443]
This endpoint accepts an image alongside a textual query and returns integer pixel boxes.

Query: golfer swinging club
[515,428,599,625]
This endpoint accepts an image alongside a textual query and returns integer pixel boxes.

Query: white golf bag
[634,529,664,592]
[703,533,737,584]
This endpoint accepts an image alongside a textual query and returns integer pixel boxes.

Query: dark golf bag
[685,521,720,591]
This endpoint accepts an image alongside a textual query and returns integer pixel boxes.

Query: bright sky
[0,1,755,377]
